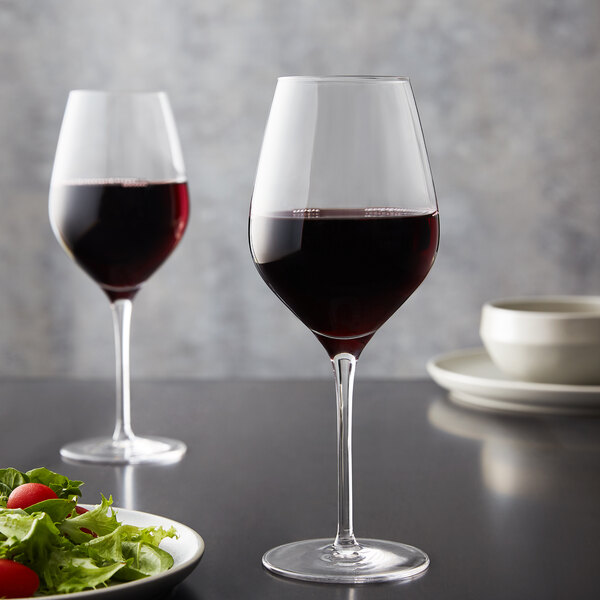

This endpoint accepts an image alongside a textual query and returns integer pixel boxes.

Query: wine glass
[49,90,189,465]
[249,76,439,583]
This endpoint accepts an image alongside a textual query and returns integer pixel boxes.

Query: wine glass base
[262,538,429,584]
[60,435,187,466]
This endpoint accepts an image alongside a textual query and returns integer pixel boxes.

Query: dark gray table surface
[1,378,598,599]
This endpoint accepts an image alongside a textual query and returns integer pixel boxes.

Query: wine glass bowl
[250,206,439,358]
[249,76,439,583]
[50,178,189,302]
[49,90,189,465]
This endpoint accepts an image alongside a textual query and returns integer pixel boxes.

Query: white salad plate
[28,505,205,600]
[427,347,600,415]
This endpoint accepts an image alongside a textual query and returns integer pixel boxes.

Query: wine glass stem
[111,299,135,443]
[332,352,361,553]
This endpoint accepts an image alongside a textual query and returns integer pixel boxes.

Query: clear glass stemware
[249,76,439,583]
[49,90,189,465]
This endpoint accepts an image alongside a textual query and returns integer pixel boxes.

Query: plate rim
[427,347,600,395]
[448,391,600,416]
[427,347,600,415]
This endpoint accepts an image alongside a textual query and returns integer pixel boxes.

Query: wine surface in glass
[250,207,439,356]
[51,181,189,301]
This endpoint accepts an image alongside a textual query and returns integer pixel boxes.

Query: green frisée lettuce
[0,467,177,595]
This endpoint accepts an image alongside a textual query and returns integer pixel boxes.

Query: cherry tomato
[6,482,58,509]
[0,559,39,598]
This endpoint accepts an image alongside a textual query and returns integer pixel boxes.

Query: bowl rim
[483,295,600,318]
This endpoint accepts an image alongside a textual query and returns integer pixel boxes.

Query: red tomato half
[6,483,58,509]
[0,559,39,598]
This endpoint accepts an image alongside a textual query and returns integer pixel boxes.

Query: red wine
[250,208,439,357]
[50,180,189,301]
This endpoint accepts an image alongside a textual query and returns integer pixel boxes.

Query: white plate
[29,505,204,600]
[427,347,600,415]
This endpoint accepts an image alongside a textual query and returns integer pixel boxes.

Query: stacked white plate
[427,347,600,416]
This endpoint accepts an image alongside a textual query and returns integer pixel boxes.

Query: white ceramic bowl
[480,296,600,385]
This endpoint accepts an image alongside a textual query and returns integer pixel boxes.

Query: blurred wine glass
[49,90,189,465]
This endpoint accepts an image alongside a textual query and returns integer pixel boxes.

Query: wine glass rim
[68,89,169,97]
[277,75,411,84]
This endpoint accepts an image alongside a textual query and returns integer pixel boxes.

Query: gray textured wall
[1,0,599,379]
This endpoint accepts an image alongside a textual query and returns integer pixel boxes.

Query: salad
[0,467,177,598]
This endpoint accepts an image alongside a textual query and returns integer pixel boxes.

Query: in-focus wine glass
[249,76,439,583]
[49,90,189,465]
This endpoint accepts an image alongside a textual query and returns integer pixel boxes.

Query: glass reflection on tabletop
[60,461,139,510]
[428,398,600,505]
[114,466,136,510]
[261,571,423,599]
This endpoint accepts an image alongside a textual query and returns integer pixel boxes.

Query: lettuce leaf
[83,526,127,565]
[44,548,126,594]
[25,498,76,523]
[26,467,83,499]
[59,495,119,543]
[0,468,28,505]
[0,509,67,573]
[116,540,174,581]
[119,523,178,546]
[113,524,177,580]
